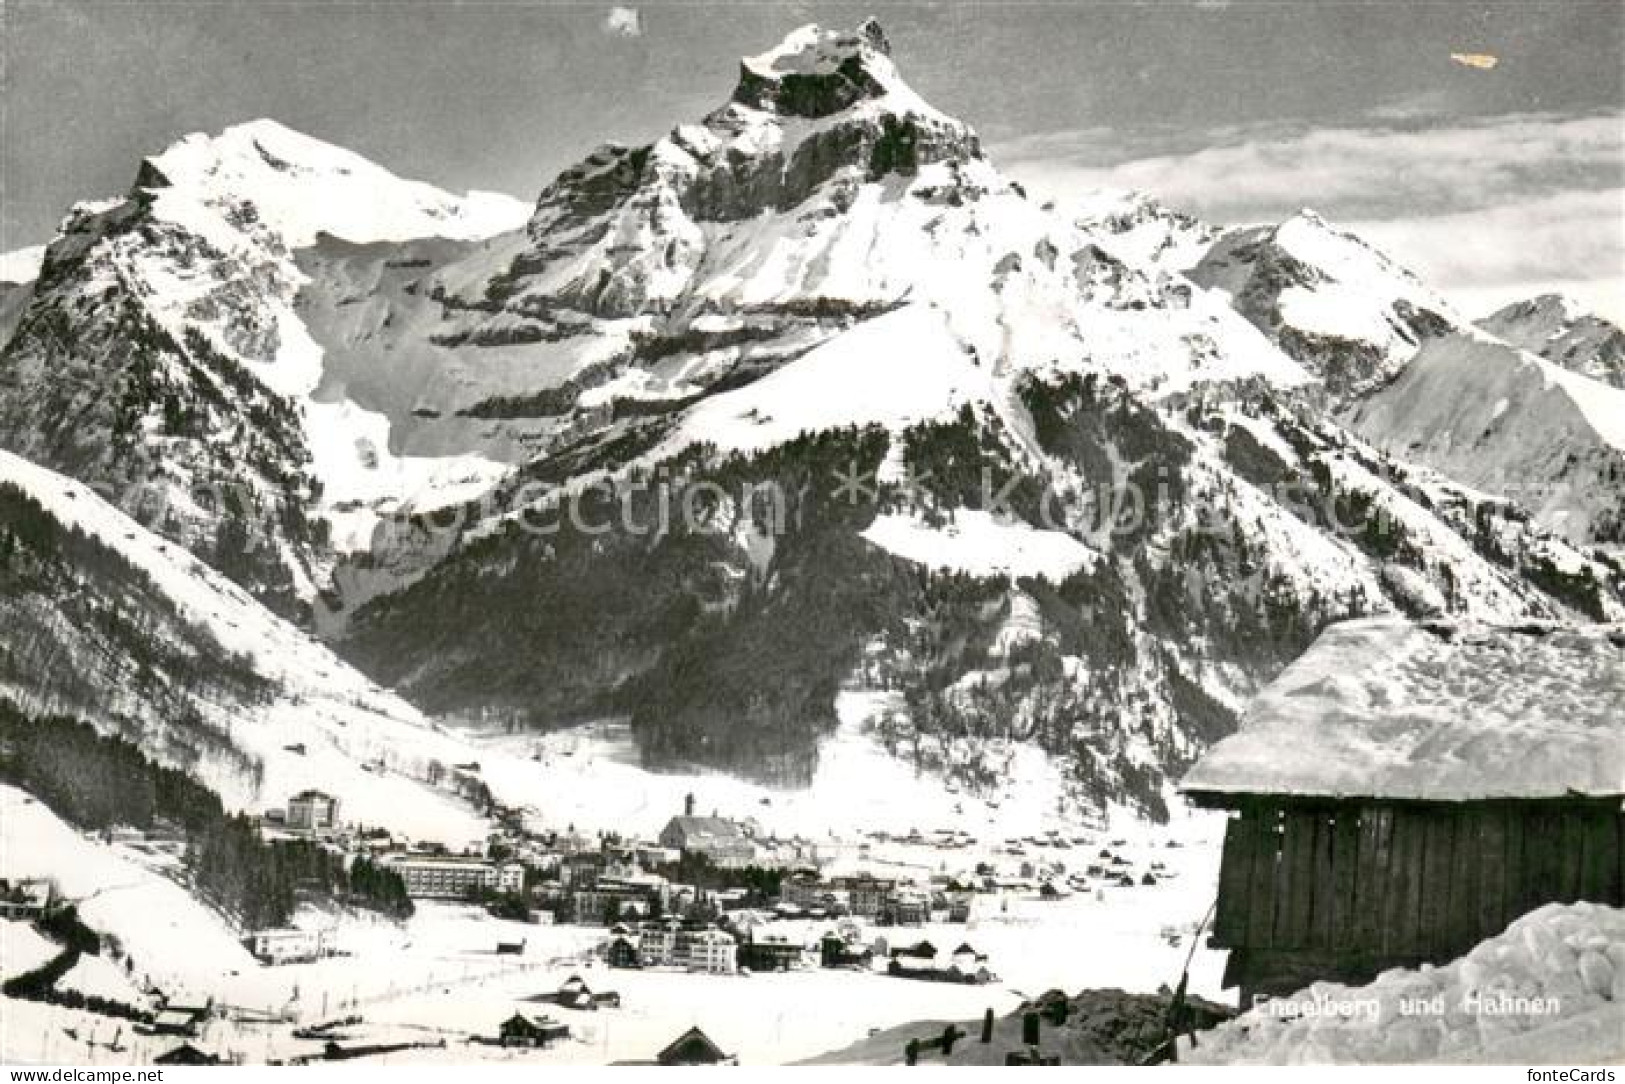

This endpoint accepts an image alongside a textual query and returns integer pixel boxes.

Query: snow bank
[1188,902,1625,1064]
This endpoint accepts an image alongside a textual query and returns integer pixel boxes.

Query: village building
[888,886,930,925]
[572,873,667,924]
[559,852,608,889]
[636,922,681,967]
[881,938,993,984]
[286,789,341,831]
[246,926,329,965]
[819,932,872,969]
[150,1010,201,1037]
[381,855,524,899]
[658,816,757,868]
[657,1026,734,1066]
[677,928,738,974]
[736,933,808,973]
[828,873,897,919]
[497,1012,570,1048]
[0,878,50,921]
[154,1043,220,1065]
[890,938,938,961]
[950,942,988,970]
[778,873,849,914]
[628,922,741,973]
[1182,618,1625,1005]
[635,843,682,868]
[547,974,621,1011]
[604,935,642,969]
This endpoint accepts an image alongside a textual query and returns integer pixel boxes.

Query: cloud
[603,6,643,38]
[1350,190,1625,324]
[993,112,1624,323]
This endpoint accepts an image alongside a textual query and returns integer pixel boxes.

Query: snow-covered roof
[663,815,749,842]
[1181,617,1625,802]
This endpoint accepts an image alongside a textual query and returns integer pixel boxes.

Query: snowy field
[474,689,1149,842]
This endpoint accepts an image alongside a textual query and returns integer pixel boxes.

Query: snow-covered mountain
[1188,210,1457,399]
[1344,329,1625,544]
[323,22,1621,815]
[1477,294,1625,389]
[0,120,528,617]
[1191,212,1625,545]
[0,20,1620,822]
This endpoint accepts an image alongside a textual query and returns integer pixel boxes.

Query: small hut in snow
[1182,618,1624,1005]
[657,1026,734,1066]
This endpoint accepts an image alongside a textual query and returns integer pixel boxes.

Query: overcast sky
[3,0,1621,318]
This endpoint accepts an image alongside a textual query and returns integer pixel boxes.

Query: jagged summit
[490,19,992,325]
[732,18,926,120]
[525,19,981,240]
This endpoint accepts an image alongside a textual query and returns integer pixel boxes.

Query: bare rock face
[501,20,986,308]
[0,188,321,619]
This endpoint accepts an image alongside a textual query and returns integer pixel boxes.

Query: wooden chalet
[605,935,642,969]
[1182,618,1625,1004]
[657,1026,734,1066]
[498,1012,570,1048]
[154,1043,219,1065]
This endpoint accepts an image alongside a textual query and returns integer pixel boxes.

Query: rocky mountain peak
[1477,293,1625,389]
[731,19,908,119]
[499,20,991,321]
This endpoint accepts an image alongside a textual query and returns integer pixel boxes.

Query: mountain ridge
[0,19,1619,824]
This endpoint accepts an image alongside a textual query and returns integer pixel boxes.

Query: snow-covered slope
[0,785,261,997]
[0,449,487,841]
[1343,330,1625,543]
[1188,215,1625,545]
[144,119,529,249]
[1477,293,1625,390]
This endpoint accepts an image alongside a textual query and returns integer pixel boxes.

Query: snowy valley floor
[0,741,1229,1067]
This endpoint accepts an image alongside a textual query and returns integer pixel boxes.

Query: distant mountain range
[1,19,1620,826]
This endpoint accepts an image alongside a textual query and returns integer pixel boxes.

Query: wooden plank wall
[1210,800,1625,960]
